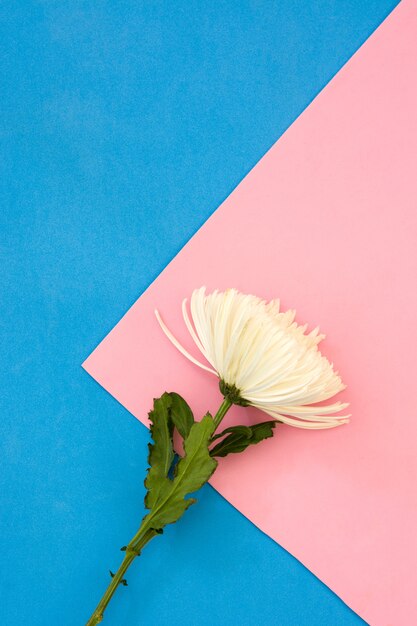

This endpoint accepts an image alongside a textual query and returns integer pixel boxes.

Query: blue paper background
[1,1,398,624]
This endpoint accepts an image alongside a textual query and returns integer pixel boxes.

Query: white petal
[156,288,349,431]
[154,309,217,375]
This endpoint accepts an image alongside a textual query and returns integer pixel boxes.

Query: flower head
[155,287,349,429]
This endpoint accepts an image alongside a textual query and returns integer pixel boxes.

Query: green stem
[213,397,233,429]
[85,397,233,625]
[85,528,157,626]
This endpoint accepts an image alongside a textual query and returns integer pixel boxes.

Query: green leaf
[211,425,252,442]
[143,413,218,529]
[210,421,277,458]
[169,392,194,439]
[144,393,174,510]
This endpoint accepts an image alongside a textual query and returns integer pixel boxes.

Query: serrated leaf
[143,413,218,529]
[210,421,277,458]
[144,393,174,510]
[169,392,194,439]
[211,425,252,442]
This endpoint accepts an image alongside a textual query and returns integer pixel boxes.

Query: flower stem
[85,398,233,625]
[213,397,233,429]
[85,528,157,626]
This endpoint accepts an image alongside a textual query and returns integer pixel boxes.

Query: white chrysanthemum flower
[155,287,350,429]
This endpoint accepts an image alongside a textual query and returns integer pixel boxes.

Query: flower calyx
[219,380,250,407]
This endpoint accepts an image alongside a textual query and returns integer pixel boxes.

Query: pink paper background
[83,2,417,624]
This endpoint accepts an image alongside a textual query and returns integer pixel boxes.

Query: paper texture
[83,2,417,623]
